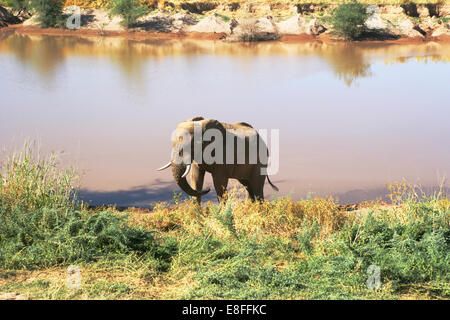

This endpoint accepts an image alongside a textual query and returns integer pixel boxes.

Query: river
[1,31,449,206]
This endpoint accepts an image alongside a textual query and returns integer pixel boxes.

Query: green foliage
[1,145,449,298]
[30,0,64,28]
[5,0,31,13]
[178,199,449,299]
[108,0,149,28]
[329,0,369,40]
[0,146,177,270]
[0,207,158,269]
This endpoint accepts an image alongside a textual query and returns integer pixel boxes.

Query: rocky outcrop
[4,3,450,42]
[276,15,307,35]
[188,13,231,34]
[308,19,326,36]
[0,6,20,28]
[226,17,280,42]
[431,23,450,37]
[365,5,388,30]
[388,17,425,38]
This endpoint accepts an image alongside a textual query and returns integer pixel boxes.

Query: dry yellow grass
[128,184,349,241]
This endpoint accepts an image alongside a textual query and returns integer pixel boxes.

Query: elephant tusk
[157,162,172,171]
[181,164,191,178]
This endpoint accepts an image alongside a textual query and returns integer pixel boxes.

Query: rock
[417,6,430,18]
[307,18,326,35]
[365,6,387,30]
[389,17,425,38]
[256,16,278,33]
[380,5,404,15]
[0,292,28,300]
[226,17,280,42]
[276,15,306,35]
[365,13,387,30]
[431,24,450,37]
[418,17,439,35]
[0,5,21,27]
[439,4,450,17]
[188,14,232,34]
[22,14,42,27]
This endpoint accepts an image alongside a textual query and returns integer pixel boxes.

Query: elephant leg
[238,179,255,202]
[212,172,229,203]
[250,171,266,202]
[190,163,206,204]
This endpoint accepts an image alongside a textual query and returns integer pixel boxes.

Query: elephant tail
[266,175,279,192]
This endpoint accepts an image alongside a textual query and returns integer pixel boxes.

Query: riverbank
[1,3,450,43]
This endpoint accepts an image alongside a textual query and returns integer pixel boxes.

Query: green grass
[0,145,449,299]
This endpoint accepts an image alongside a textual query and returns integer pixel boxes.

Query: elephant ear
[187,116,204,122]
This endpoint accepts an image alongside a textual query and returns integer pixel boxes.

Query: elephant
[157,116,278,203]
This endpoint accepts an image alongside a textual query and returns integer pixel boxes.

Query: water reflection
[1,32,449,85]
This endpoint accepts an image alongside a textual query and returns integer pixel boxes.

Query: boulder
[431,24,450,37]
[226,17,280,42]
[417,6,430,18]
[188,14,232,34]
[388,17,425,38]
[22,14,42,27]
[276,15,307,35]
[0,5,20,27]
[439,4,450,17]
[380,5,404,15]
[307,18,326,35]
[418,17,439,35]
[365,13,388,30]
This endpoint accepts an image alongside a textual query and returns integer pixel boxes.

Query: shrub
[5,0,31,14]
[0,207,157,269]
[0,144,79,212]
[30,0,64,28]
[329,0,369,40]
[108,0,149,28]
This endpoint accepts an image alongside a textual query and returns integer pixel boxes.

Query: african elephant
[157,117,278,203]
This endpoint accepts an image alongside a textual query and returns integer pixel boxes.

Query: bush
[30,0,64,28]
[108,0,149,28]
[0,145,173,270]
[329,0,369,40]
[5,0,31,14]
[0,144,78,212]
[0,207,158,269]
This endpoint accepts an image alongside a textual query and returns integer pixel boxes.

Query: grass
[0,145,449,299]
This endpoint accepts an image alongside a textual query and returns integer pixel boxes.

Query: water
[1,31,449,206]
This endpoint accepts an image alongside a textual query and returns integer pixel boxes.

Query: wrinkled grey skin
[159,116,278,204]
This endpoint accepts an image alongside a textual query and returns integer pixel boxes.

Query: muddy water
[1,31,449,206]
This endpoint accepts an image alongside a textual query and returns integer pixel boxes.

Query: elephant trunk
[172,163,209,197]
